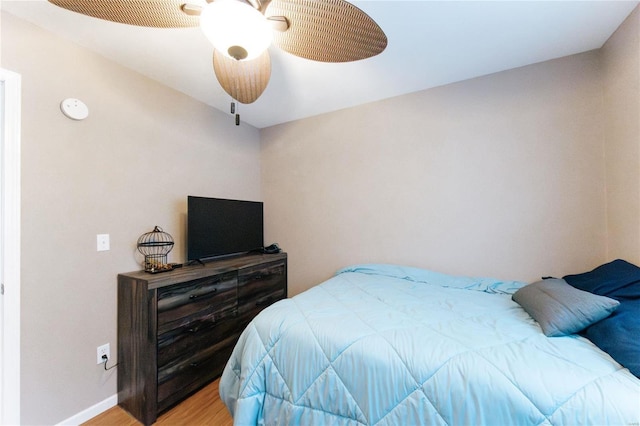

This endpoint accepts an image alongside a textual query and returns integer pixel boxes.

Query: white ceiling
[2,0,638,128]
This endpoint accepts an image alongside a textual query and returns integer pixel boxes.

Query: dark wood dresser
[117,252,287,425]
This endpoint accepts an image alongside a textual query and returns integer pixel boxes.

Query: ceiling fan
[47,0,387,124]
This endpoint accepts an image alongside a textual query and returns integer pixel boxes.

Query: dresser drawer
[157,334,239,412]
[157,272,237,330]
[237,287,286,328]
[238,260,286,300]
[157,307,241,367]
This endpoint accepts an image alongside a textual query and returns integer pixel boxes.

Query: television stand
[117,252,287,425]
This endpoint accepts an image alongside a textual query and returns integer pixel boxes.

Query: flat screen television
[187,196,264,261]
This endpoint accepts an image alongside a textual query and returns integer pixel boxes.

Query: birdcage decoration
[137,226,175,273]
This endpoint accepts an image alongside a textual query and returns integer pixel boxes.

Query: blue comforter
[220,264,640,425]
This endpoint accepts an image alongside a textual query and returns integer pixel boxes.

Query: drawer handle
[256,297,273,307]
[189,288,217,299]
[188,320,214,334]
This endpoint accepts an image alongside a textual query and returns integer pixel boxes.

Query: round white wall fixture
[60,98,89,120]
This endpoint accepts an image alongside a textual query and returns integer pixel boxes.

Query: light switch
[97,234,110,251]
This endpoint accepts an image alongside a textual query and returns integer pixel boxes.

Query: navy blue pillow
[563,259,640,300]
[563,259,640,378]
[580,301,640,378]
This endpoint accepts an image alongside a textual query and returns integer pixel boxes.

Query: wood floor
[83,378,233,426]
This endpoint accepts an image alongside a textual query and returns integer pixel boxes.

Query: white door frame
[0,68,22,426]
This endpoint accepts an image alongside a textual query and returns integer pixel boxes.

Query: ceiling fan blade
[47,0,200,28]
[265,0,387,63]
[213,49,271,104]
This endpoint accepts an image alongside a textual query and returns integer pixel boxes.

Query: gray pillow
[512,278,620,337]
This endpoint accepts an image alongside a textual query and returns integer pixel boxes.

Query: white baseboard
[56,394,117,426]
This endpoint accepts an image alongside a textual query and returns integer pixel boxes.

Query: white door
[0,68,21,426]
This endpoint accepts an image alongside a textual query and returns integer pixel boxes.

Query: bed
[219,262,640,425]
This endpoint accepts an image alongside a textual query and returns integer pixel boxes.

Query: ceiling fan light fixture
[200,0,272,61]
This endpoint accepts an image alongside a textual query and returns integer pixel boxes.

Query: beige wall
[1,12,262,425]
[262,51,607,296]
[602,6,640,264]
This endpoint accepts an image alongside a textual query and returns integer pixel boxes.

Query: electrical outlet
[97,343,110,365]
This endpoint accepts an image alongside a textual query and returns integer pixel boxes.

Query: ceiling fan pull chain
[234,97,240,126]
[230,101,235,114]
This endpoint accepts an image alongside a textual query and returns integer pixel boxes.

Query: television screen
[187,196,264,261]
